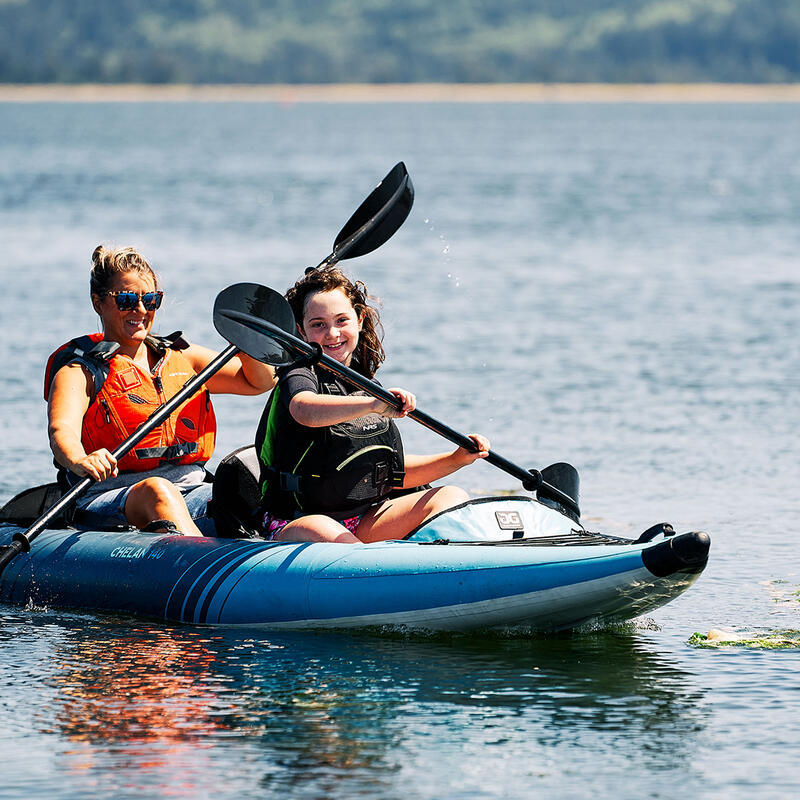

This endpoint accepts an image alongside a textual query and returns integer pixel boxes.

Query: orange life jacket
[45,332,216,473]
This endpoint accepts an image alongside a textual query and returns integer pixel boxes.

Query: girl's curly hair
[285,267,385,378]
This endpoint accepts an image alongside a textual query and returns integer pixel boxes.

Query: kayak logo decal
[111,544,165,560]
[495,510,523,531]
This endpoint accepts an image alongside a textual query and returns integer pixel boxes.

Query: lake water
[0,99,798,799]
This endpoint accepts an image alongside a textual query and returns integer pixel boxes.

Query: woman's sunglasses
[103,290,164,311]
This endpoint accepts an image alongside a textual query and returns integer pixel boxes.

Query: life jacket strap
[133,442,199,461]
[83,339,120,362]
[264,458,404,496]
[145,331,190,356]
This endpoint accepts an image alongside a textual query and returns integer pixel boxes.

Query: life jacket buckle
[373,461,389,488]
[279,472,302,493]
[133,442,199,461]
[374,461,404,489]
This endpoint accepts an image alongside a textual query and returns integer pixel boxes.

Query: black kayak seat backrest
[208,445,263,538]
[0,482,65,526]
[0,448,264,537]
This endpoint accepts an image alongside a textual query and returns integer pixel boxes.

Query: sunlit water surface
[0,101,798,799]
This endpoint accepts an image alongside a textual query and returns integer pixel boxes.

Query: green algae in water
[761,578,800,605]
[690,630,800,649]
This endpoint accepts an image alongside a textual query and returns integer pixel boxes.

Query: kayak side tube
[0,497,711,631]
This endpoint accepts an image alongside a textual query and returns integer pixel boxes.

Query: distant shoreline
[2,83,800,103]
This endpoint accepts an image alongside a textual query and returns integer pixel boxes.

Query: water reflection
[18,617,709,797]
[48,628,221,744]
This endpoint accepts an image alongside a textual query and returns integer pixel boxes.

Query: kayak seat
[0,481,137,532]
[207,445,264,539]
[0,482,67,526]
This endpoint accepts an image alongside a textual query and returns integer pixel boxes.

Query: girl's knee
[428,485,469,512]
[281,515,358,543]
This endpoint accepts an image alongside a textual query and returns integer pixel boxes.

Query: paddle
[213,283,582,520]
[0,162,416,574]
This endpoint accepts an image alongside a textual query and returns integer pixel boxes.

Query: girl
[255,267,490,543]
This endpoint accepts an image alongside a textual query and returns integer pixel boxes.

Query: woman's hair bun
[89,245,158,297]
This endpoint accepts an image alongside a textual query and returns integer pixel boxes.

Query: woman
[255,266,489,543]
[46,245,275,536]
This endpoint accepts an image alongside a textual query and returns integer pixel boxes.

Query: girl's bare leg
[272,514,360,543]
[356,485,469,543]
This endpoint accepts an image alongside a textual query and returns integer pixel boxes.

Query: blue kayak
[0,496,709,631]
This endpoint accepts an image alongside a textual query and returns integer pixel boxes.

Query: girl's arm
[290,387,415,428]
[183,344,276,396]
[47,363,119,481]
[401,434,490,489]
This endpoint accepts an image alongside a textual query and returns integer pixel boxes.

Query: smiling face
[300,288,363,366]
[92,270,157,352]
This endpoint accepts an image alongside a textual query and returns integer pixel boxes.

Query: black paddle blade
[537,463,581,522]
[318,162,414,268]
[213,283,299,366]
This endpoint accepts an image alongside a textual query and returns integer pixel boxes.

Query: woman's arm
[183,344,276,396]
[47,363,119,481]
[289,387,415,428]
[401,434,490,489]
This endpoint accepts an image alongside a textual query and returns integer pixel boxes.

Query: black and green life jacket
[255,370,405,520]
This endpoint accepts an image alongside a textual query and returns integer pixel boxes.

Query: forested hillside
[1,0,798,83]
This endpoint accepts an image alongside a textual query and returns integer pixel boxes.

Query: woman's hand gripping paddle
[214,283,582,521]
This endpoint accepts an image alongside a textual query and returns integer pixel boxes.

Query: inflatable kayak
[0,168,710,632]
[0,493,709,632]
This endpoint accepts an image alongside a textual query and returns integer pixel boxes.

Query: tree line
[1,0,798,84]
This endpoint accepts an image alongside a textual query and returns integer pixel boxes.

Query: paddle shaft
[315,206,375,269]
[221,312,584,506]
[303,345,545,493]
[2,343,240,561]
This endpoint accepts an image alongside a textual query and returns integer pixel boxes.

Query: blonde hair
[89,245,159,297]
